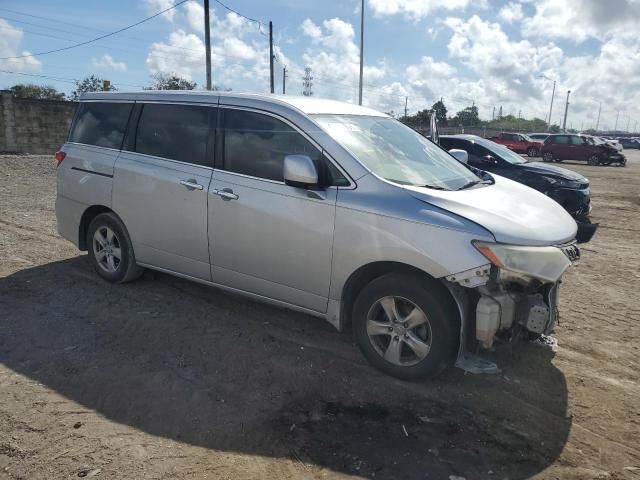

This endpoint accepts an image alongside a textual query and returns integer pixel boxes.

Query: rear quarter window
[69,102,133,149]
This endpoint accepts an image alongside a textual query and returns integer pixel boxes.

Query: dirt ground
[1,151,639,480]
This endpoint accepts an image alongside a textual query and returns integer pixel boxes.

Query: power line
[211,0,265,26]
[0,0,190,60]
[0,69,147,89]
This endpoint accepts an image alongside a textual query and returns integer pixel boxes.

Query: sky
[1,0,639,132]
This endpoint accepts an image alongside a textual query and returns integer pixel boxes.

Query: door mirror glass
[449,149,468,164]
[284,155,319,188]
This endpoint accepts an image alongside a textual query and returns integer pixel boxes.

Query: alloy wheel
[93,226,122,273]
[366,296,432,366]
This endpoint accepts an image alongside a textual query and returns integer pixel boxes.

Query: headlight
[473,241,572,283]
[544,176,584,189]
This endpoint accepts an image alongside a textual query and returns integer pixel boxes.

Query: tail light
[54,151,66,166]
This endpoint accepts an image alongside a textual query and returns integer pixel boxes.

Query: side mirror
[284,155,319,188]
[449,149,468,164]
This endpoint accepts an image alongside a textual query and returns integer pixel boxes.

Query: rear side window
[222,109,322,182]
[553,136,569,144]
[69,102,132,149]
[134,104,212,166]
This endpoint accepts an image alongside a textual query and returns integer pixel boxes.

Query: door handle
[180,179,203,190]
[212,188,239,201]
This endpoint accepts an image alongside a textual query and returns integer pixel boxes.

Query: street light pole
[548,80,556,127]
[562,90,571,132]
[204,0,212,90]
[595,102,602,132]
[358,0,364,106]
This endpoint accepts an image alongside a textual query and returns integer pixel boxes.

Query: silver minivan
[55,91,579,379]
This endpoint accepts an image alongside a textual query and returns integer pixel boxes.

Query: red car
[489,132,541,157]
[541,134,626,166]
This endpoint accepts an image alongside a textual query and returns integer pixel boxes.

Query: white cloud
[369,0,482,19]
[522,0,640,43]
[146,29,205,80]
[145,0,177,21]
[498,2,524,23]
[0,18,41,73]
[92,54,127,72]
[301,19,322,39]
[298,17,386,102]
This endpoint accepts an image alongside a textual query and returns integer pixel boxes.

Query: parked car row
[541,134,626,166]
[489,132,542,157]
[56,92,586,380]
[439,135,597,242]
[617,137,640,149]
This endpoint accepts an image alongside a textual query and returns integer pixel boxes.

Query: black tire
[527,147,539,157]
[86,212,144,284]
[588,154,600,166]
[542,152,554,162]
[352,273,459,380]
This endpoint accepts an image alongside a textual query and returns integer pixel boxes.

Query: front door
[208,108,337,313]
[113,103,215,280]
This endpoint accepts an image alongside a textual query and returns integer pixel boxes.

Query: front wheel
[588,155,600,166]
[527,147,539,157]
[87,212,144,283]
[352,273,458,380]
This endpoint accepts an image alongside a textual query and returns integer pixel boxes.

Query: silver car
[55,91,578,379]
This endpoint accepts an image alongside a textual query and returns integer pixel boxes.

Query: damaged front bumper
[443,242,579,373]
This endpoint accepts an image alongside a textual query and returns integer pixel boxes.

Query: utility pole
[614,110,620,132]
[548,80,556,127]
[282,66,287,94]
[562,90,571,132]
[204,0,212,90]
[626,115,631,132]
[404,96,408,118]
[492,106,495,120]
[269,21,274,94]
[358,0,364,105]
[634,120,638,134]
[595,102,602,132]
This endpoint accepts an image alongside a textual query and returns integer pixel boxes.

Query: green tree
[71,75,116,100]
[450,105,481,126]
[9,84,66,101]
[431,100,448,126]
[146,73,197,90]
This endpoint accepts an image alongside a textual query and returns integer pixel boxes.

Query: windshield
[521,134,534,142]
[470,136,527,164]
[312,115,480,190]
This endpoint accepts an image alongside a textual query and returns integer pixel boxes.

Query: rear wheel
[352,273,458,380]
[543,152,554,162]
[87,212,144,284]
[527,147,539,157]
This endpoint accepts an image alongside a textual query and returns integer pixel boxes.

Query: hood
[519,161,587,181]
[405,174,577,246]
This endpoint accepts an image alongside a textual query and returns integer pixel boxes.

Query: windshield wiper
[457,179,491,190]
[419,184,448,190]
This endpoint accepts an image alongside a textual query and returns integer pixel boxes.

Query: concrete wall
[0,91,77,154]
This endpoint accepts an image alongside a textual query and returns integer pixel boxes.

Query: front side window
[554,136,569,144]
[223,109,322,182]
[313,115,479,190]
[135,104,211,166]
[571,136,585,145]
[69,102,132,149]
[474,137,525,164]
